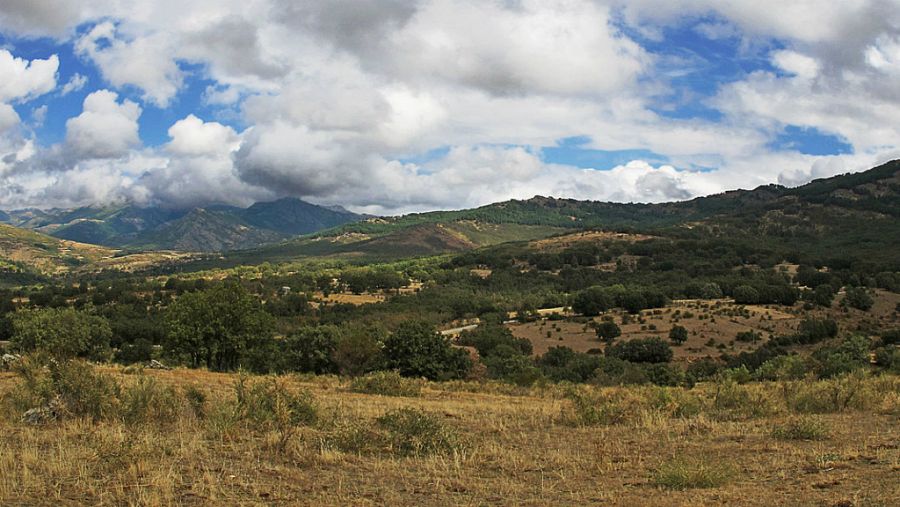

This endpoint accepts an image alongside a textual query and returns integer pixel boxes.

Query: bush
[771,416,830,440]
[735,330,761,343]
[9,307,112,361]
[595,321,621,342]
[120,375,182,426]
[843,287,874,311]
[755,355,809,381]
[458,325,532,357]
[784,373,875,413]
[278,326,341,374]
[606,337,673,363]
[653,457,733,490]
[711,377,776,420]
[668,325,688,345]
[375,408,462,457]
[383,321,471,381]
[2,356,120,423]
[350,371,421,397]
[234,375,318,428]
[564,388,641,425]
[333,325,386,376]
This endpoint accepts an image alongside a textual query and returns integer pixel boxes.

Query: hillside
[0,223,113,275]
[2,198,363,252]
[224,160,899,267]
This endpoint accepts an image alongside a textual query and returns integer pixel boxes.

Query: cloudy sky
[0,0,898,214]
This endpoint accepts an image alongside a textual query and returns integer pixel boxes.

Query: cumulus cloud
[0,1,899,213]
[65,90,141,159]
[74,21,183,107]
[0,49,58,103]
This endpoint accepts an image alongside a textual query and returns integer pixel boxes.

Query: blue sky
[0,1,896,213]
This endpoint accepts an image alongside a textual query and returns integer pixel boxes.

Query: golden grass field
[1,365,898,506]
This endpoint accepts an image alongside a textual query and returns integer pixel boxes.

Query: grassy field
[1,365,897,506]
[510,291,900,359]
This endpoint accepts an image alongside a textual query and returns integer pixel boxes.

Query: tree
[165,282,274,371]
[595,321,621,343]
[383,321,471,380]
[278,325,342,374]
[606,337,673,363]
[9,307,112,361]
[843,287,874,311]
[572,287,612,316]
[733,285,760,304]
[812,284,835,307]
[668,325,688,345]
[333,324,387,376]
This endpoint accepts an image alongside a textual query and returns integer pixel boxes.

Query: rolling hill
[222,159,899,266]
[1,198,363,252]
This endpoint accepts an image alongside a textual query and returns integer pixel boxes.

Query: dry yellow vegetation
[1,366,898,506]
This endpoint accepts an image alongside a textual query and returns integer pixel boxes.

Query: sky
[0,1,898,215]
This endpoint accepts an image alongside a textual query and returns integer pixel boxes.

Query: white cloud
[772,50,820,80]
[74,21,183,107]
[60,73,87,95]
[0,104,20,133]
[0,49,58,103]
[65,89,141,159]
[1,0,899,214]
[166,115,241,156]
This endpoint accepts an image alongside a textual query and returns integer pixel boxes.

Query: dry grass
[0,367,898,506]
[508,291,900,361]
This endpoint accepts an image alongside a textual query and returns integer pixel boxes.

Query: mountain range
[0,159,898,275]
[0,198,362,252]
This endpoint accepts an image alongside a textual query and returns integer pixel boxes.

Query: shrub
[564,388,641,425]
[278,325,342,374]
[9,307,112,361]
[772,416,830,440]
[843,287,874,311]
[234,375,318,428]
[2,356,120,423]
[755,355,809,381]
[350,370,421,397]
[784,373,875,413]
[606,337,673,363]
[376,408,462,457]
[711,377,776,420]
[458,325,532,357]
[595,321,621,342]
[383,321,471,381]
[120,375,182,426]
[184,386,207,420]
[653,457,733,490]
[735,330,761,343]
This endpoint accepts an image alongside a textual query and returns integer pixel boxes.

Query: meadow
[1,363,897,506]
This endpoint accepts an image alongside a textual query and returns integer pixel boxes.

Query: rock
[21,397,62,425]
[1,353,21,370]
[147,359,170,370]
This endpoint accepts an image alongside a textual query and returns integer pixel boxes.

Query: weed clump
[323,407,463,457]
[2,355,120,423]
[772,416,830,440]
[376,407,462,457]
[653,457,733,490]
[350,370,421,397]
